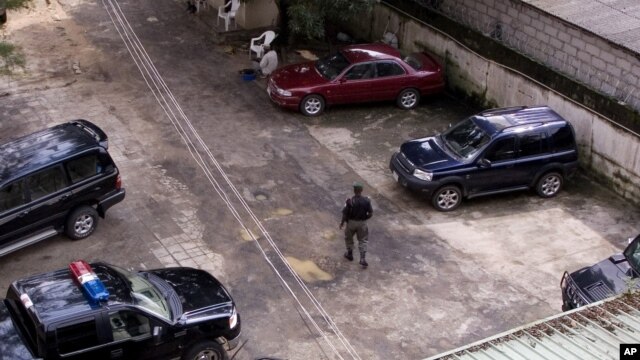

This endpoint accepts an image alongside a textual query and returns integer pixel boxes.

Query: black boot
[359,252,368,268]
[344,249,353,261]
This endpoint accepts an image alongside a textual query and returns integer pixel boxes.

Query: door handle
[18,210,29,218]
[110,348,123,358]
[60,194,70,201]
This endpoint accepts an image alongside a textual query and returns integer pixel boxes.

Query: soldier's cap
[352,182,364,189]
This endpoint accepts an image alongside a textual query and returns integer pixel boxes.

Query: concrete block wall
[346,4,640,205]
[431,0,640,113]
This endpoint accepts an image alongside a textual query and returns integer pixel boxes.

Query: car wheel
[0,12,6,25]
[65,206,99,240]
[432,185,462,212]
[182,340,227,360]
[536,172,563,198]
[300,94,325,116]
[396,88,420,110]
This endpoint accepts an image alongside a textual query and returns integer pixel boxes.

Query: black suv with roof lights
[561,234,640,310]
[0,260,241,360]
[0,120,125,256]
[390,105,579,211]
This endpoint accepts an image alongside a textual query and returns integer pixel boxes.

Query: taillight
[115,174,122,189]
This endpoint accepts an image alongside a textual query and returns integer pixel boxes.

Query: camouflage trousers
[344,220,368,253]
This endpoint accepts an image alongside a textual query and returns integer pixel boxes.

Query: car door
[23,165,72,235]
[104,309,177,360]
[513,131,550,185]
[334,62,377,103]
[466,136,518,194]
[0,179,31,248]
[374,60,407,100]
[51,316,110,360]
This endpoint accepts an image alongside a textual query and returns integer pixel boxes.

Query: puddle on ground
[239,228,257,241]
[285,256,333,282]
[146,17,158,22]
[273,208,293,216]
[255,194,268,201]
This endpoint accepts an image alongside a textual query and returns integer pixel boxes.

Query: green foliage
[0,41,26,75]
[6,0,34,10]
[283,0,375,41]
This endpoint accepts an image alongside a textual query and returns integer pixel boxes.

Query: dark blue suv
[389,106,579,211]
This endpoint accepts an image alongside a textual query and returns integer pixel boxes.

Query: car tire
[65,206,99,240]
[182,340,227,360]
[0,12,6,25]
[536,172,563,198]
[300,94,325,116]
[396,88,420,110]
[431,185,462,212]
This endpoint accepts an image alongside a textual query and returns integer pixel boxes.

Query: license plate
[392,171,399,182]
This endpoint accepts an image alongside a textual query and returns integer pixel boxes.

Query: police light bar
[69,260,109,302]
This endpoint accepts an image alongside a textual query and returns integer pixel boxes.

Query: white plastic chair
[249,31,277,59]
[195,0,207,13]
[217,0,240,32]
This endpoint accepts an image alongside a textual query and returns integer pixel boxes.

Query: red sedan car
[267,43,445,116]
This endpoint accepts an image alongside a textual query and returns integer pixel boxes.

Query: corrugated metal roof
[423,292,640,360]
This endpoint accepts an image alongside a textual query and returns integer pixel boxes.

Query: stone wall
[344,2,640,205]
[419,0,640,114]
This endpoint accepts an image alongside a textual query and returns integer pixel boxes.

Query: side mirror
[153,326,162,345]
[477,158,491,168]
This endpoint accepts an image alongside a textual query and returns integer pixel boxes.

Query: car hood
[270,62,328,89]
[399,137,459,171]
[570,254,638,303]
[0,301,36,360]
[149,268,232,315]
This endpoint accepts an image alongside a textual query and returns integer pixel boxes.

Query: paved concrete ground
[0,1,638,359]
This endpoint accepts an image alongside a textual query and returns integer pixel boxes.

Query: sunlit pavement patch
[285,256,333,282]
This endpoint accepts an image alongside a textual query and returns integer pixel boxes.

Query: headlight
[229,307,238,329]
[413,169,433,181]
[276,88,292,97]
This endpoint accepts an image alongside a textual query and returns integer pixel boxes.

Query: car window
[518,133,548,157]
[315,52,350,80]
[485,137,516,162]
[66,154,102,183]
[376,61,405,77]
[0,181,26,213]
[110,310,151,341]
[624,236,640,273]
[549,125,575,152]
[56,319,100,355]
[26,166,67,201]
[344,63,375,80]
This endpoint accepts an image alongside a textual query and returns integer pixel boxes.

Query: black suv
[0,260,241,359]
[561,234,640,311]
[0,120,125,256]
[389,106,579,211]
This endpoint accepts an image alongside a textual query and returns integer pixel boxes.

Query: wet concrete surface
[0,1,639,359]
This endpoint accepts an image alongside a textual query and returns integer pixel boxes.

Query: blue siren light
[69,260,109,302]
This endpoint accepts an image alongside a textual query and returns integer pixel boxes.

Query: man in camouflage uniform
[339,182,373,268]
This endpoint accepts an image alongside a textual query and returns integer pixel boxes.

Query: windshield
[110,266,172,321]
[442,117,491,159]
[624,235,640,273]
[315,52,350,80]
